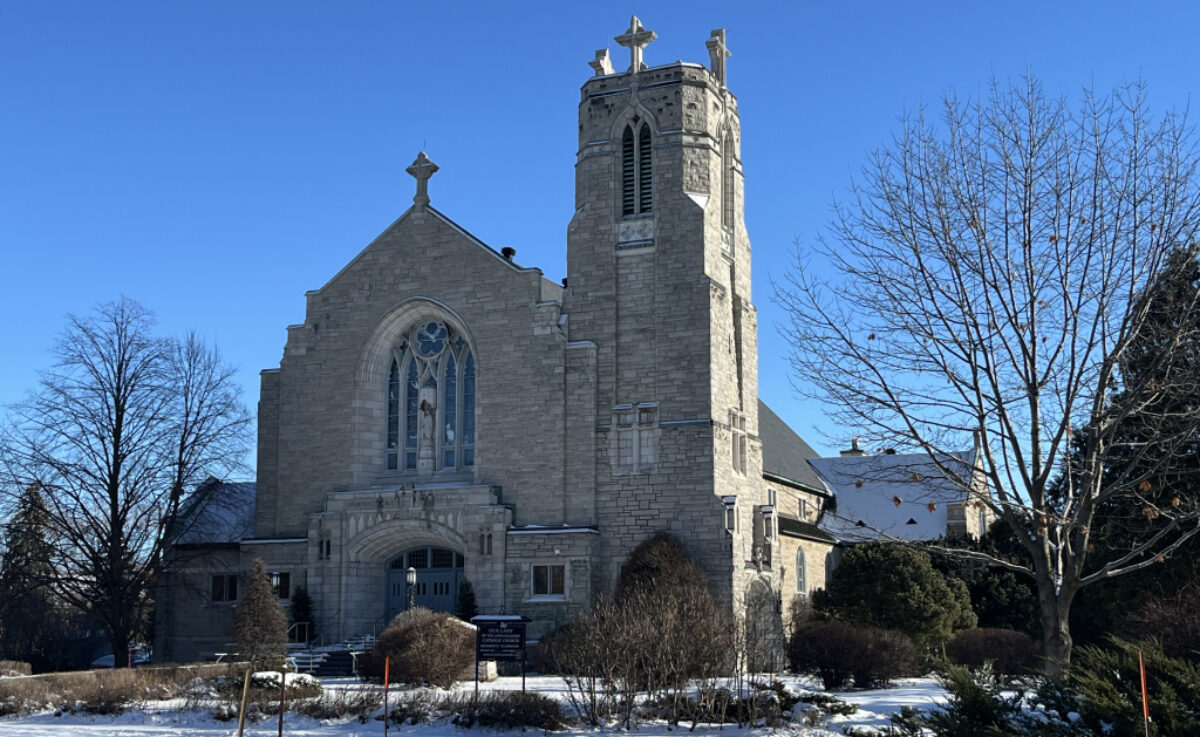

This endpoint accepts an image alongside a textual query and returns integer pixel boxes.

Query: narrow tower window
[638,125,653,213]
[622,126,636,215]
[722,132,735,230]
[621,123,653,216]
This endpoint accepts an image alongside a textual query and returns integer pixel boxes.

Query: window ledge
[524,595,567,603]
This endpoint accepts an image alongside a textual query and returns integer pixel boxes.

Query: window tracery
[386,320,475,472]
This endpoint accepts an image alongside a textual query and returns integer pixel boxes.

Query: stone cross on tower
[614,15,656,72]
[706,28,731,87]
[406,151,439,207]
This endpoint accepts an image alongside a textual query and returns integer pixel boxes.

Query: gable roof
[757,400,826,493]
[174,480,256,546]
[808,449,976,542]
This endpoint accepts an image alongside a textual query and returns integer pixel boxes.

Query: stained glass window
[386,320,476,472]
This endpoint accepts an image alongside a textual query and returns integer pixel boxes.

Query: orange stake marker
[383,655,391,737]
[1139,649,1150,737]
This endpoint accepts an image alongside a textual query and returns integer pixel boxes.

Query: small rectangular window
[211,573,237,603]
[272,572,291,600]
[613,403,657,474]
[532,564,566,597]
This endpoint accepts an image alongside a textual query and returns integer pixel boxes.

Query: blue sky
[3,1,1200,465]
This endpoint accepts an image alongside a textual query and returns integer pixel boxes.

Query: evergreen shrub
[813,542,976,655]
[945,628,1039,677]
[788,620,917,689]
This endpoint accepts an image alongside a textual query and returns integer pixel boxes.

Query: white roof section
[809,449,977,542]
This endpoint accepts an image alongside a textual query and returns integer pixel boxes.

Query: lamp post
[406,566,417,609]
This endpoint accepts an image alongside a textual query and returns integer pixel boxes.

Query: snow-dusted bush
[0,661,31,677]
[448,690,567,730]
[294,687,381,722]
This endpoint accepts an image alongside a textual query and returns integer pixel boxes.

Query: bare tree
[0,297,251,666]
[778,77,1200,672]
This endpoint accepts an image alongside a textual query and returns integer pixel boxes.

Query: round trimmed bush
[788,620,917,689]
[946,628,1038,677]
[359,608,475,688]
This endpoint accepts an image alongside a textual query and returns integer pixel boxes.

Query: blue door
[385,547,464,621]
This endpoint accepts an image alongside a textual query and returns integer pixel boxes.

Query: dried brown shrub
[359,608,475,688]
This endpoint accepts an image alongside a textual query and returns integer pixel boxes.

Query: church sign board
[472,615,528,661]
[471,615,531,693]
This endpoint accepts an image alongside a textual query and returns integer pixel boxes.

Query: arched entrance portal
[385,547,464,621]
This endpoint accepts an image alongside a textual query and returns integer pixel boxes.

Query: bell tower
[563,19,763,601]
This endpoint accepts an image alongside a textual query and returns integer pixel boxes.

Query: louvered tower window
[638,125,653,213]
[621,123,653,216]
[722,132,735,228]
[621,127,636,215]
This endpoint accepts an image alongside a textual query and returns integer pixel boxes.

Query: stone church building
[155,18,837,664]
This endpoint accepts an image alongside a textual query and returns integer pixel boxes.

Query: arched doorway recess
[385,546,464,620]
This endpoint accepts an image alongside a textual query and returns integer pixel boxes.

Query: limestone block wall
[255,207,572,539]
[297,485,509,641]
[153,548,242,664]
[503,530,597,641]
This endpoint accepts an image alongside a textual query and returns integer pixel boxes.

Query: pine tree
[455,579,478,621]
[232,558,288,667]
[0,484,59,670]
[1068,245,1200,644]
[288,585,315,643]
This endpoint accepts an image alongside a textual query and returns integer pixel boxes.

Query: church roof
[808,449,977,542]
[778,515,837,543]
[757,400,825,494]
[173,479,256,546]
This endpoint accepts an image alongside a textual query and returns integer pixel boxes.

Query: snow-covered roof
[809,449,976,542]
[174,480,256,545]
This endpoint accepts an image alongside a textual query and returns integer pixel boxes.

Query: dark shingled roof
[779,515,838,543]
[758,400,826,493]
[174,480,256,546]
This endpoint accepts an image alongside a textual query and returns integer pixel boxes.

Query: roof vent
[840,437,868,457]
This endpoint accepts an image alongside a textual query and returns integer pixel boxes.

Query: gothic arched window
[385,321,475,472]
[796,548,808,596]
[621,123,653,216]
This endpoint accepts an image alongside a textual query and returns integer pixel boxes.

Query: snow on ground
[0,674,949,737]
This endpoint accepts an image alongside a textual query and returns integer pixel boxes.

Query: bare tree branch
[777,77,1200,672]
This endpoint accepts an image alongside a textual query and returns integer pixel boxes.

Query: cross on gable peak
[614,15,657,73]
[406,151,439,208]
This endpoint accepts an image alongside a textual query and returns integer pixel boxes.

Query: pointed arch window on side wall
[621,124,653,216]
[385,321,476,473]
[796,547,808,596]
